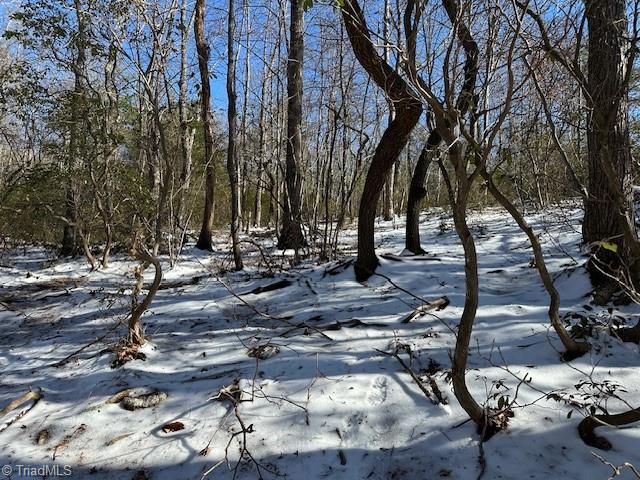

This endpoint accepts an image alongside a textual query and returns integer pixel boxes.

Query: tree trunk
[583,0,636,287]
[195,0,217,251]
[176,0,193,251]
[61,0,88,257]
[383,164,395,221]
[405,131,439,254]
[278,0,306,251]
[226,0,243,270]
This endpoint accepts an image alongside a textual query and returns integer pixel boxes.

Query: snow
[1,204,640,479]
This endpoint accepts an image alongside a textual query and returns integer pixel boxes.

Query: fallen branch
[242,279,292,295]
[0,388,42,433]
[376,349,446,405]
[592,452,640,479]
[158,274,211,290]
[401,296,450,323]
[0,388,42,417]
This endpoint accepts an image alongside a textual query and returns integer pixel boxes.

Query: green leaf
[593,241,619,253]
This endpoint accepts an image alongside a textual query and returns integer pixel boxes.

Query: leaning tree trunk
[582,0,636,291]
[341,0,423,281]
[278,0,306,251]
[195,0,217,252]
[405,131,440,254]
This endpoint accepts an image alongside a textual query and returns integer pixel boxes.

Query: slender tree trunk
[195,0,217,251]
[226,0,243,270]
[240,0,251,233]
[176,0,193,250]
[277,0,306,251]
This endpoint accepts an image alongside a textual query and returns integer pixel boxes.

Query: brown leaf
[161,421,184,433]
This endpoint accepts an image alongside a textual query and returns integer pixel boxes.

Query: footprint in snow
[366,376,388,406]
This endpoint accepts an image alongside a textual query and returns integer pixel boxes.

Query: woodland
[1,0,640,478]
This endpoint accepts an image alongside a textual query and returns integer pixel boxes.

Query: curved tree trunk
[277,0,306,251]
[481,171,590,359]
[341,0,423,281]
[405,130,440,254]
[128,243,162,346]
[355,103,423,280]
[440,154,486,430]
[195,0,217,252]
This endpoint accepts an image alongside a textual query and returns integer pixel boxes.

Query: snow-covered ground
[1,204,640,480]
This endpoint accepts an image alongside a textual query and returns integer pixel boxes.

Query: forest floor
[1,203,640,480]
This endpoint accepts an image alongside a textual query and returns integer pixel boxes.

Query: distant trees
[0,0,638,297]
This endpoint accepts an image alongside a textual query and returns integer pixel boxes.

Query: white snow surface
[1,204,640,479]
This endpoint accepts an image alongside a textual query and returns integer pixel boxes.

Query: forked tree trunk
[278,0,306,251]
[195,0,217,251]
[341,0,423,281]
[355,104,422,280]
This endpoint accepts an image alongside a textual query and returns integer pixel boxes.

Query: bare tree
[227,0,243,270]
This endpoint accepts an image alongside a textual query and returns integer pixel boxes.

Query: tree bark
[195,0,217,251]
[582,1,636,287]
[226,0,243,270]
[405,130,439,254]
[277,0,306,251]
[61,0,88,257]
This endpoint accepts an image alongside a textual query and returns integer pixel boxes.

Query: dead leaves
[247,344,280,360]
[53,423,87,460]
